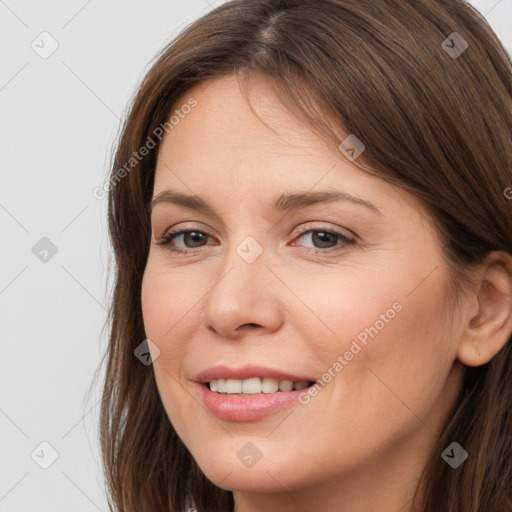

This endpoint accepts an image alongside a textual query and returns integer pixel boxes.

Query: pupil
[185,231,205,248]
[313,231,335,248]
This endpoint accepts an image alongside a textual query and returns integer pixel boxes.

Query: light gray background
[1,1,511,510]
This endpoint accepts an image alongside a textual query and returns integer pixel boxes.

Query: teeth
[278,380,294,392]
[217,379,226,393]
[261,377,279,393]
[225,379,242,393]
[242,377,261,394]
[208,378,312,394]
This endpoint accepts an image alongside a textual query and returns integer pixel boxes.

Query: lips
[193,364,317,384]
[193,365,318,421]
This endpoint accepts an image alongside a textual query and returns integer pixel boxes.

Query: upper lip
[193,365,317,384]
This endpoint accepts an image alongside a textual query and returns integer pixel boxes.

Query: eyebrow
[147,189,381,217]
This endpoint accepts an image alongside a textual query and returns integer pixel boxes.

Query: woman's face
[141,74,465,508]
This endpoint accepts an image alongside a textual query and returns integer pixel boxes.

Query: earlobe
[457,251,512,367]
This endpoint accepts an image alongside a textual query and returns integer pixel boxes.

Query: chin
[191,445,311,493]
[204,465,296,493]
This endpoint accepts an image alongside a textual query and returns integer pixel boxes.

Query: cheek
[289,266,408,367]
[336,270,455,424]
[304,262,454,418]
[141,263,197,361]
[141,280,191,439]
[141,250,226,320]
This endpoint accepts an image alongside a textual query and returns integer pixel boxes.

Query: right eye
[156,229,216,254]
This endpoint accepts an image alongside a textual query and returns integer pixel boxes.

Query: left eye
[156,227,355,254]
[292,229,355,250]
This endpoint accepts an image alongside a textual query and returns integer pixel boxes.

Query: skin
[141,74,512,512]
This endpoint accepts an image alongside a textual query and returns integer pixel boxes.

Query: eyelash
[155,225,356,255]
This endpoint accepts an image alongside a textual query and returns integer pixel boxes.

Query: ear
[457,251,512,367]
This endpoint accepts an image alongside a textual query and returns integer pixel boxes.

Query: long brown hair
[96,1,512,510]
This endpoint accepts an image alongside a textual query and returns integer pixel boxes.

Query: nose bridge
[211,232,269,303]
[200,231,282,335]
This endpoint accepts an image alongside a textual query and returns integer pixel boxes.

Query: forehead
[159,74,331,161]
[155,76,363,189]
[151,74,426,223]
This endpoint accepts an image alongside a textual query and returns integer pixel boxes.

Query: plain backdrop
[1,1,511,510]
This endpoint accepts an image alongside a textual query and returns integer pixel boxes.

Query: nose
[200,242,284,339]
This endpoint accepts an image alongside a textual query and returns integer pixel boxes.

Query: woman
[98,1,512,510]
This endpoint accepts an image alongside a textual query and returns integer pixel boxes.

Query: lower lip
[197,383,309,421]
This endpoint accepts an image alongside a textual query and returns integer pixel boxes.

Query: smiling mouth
[206,377,317,395]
